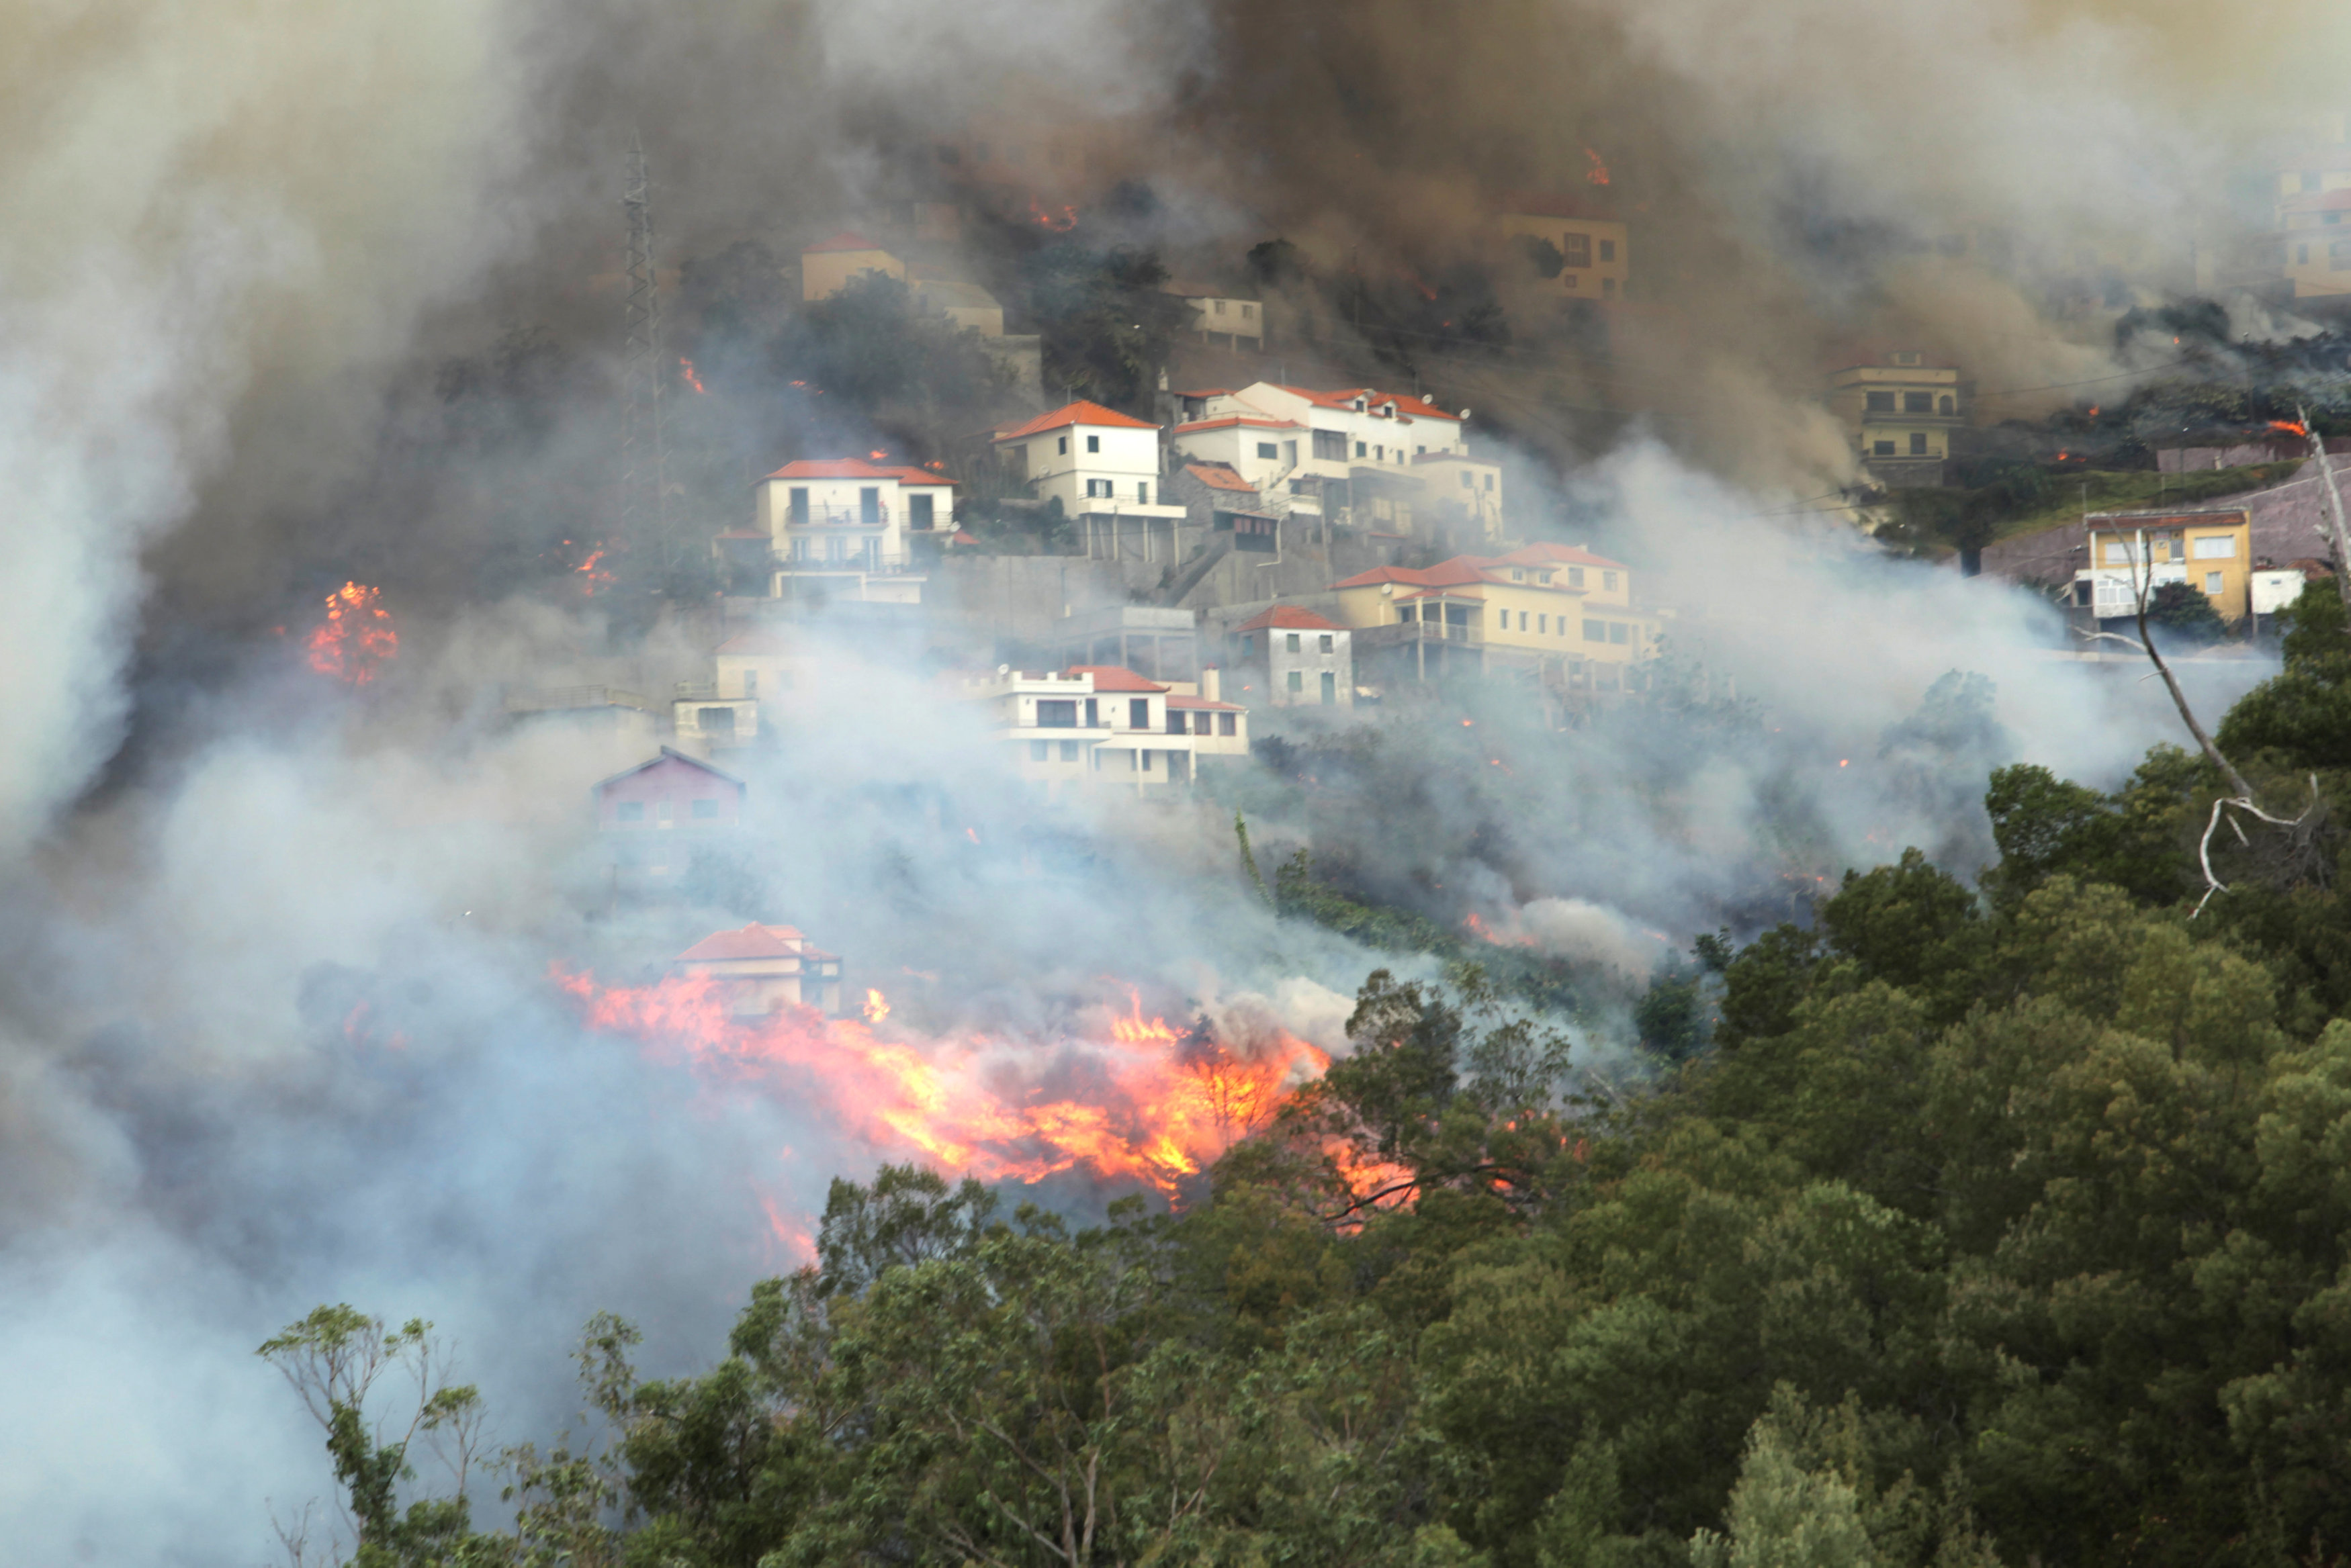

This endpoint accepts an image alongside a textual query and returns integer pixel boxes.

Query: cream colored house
[801,232,905,302]
[671,923,843,1017]
[958,664,1247,800]
[1824,347,1965,486]
[1499,191,1631,301]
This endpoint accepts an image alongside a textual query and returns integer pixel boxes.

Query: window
[1055,436,1069,457]
[692,798,717,820]
[2333,240,2351,270]
[1904,392,1933,413]
[1938,396,1955,415]
[1601,277,1616,297]
[1242,304,1256,320]
[1355,441,1367,458]
[1287,670,1303,692]
[1865,391,1895,412]
[1892,351,1922,366]
[1321,672,1337,704]
[1484,474,1495,490]
[1167,708,1186,734]
[1511,569,1525,582]
[1036,698,1077,727]
[858,488,880,524]
[1599,238,1616,262]
[2102,539,2141,565]
[1141,750,1153,772]
[1257,442,1279,459]
[1873,440,1896,457]
[1284,441,1297,465]
[1030,741,1048,762]
[1286,632,1301,652]
[1603,571,1617,590]
[1086,478,1112,498]
[1219,712,1237,735]
[1909,433,1929,456]
[1212,299,1227,316]
[1538,614,1548,634]
[1397,605,1415,622]
[908,494,934,530]
[1129,698,1149,729]
[743,671,758,698]
[1138,481,1150,504]
[1462,471,1474,488]
[1584,618,1606,641]
[1562,232,1591,267]
[617,800,645,823]
[1319,633,1333,652]
[1609,622,1630,645]
[788,488,809,525]
[1313,430,1347,461]
[1060,741,1079,762]
[1087,434,1101,453]
[1568,567,1585,587]
[2205,571,2225,596]
[2192,535,2237,559]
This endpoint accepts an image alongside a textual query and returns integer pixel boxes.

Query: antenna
[620,130,671,576]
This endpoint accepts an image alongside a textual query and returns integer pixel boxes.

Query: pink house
[591,748,745,886]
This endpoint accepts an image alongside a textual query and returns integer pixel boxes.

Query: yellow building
[1499,192,1630,302]
[801,231,905,302]
[1329,543,1662,695]
[2077,508,2253,623]
[1825,347,1965,486]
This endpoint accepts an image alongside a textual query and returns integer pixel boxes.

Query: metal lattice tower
[619,130,670,565]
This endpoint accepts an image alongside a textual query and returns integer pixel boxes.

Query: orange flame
[1463,912,1538,950]
[306,583,397,685]
[1028,196,1079,231]
[1583,146,1611,186]
[556,968,1330,1199]
[2272,418,2310,438]
[678,357,707,394]
[869,449,889,461]
[863,988,891,1024]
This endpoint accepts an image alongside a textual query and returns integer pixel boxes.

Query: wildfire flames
[1463,911,1537,949]
[556,969,1333,1199]
[678,357,707,394]
[1583,146,1611,185]
[2272,418,2310,438]
[306,582,397,684]
[1028,196,1079,231]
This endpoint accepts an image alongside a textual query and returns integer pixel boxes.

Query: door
[1321,672,1336,704]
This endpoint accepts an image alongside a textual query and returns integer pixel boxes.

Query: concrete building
[1167,383,1482,544]
[2280,189,2351,299]
[1233,604,1354,708]
[672,923,843,1017]
[958,663,1246,798]
[752,457,955,604]
[2070,507,2254,624]
[1164,282,1266,348]
[1824,347,1966,488]
[1050,604,1200,685]
[993,401,1187,559]
[1328,543,1663,698]
[1499,191,1631,302]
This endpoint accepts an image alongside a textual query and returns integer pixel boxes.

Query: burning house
[670,923,844,1017]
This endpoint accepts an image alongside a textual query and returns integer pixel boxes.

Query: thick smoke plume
[0,0,2336,1561]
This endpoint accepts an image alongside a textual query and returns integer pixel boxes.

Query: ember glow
[862,988,890,1023]
[305,582,397,684]
[555,968,1331,1198]
[1028,196,1079,231]
[2272,418,2310,437]
[678,357,707,394]
[1583,146,1611,185]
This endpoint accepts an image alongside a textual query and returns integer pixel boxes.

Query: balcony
[785,503,894,529]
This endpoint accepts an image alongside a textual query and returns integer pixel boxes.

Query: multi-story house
[591,747,748,889]
[959,664,1247,799]
[801,232,906,301]
[752,457,955,604]
[2071,507,2253,625]
[992,401,1187,560]
[1824,348,1965,488]
[1167,383,1487,546]
[1499,191,1632,302]
[1328,543,1663,697]
[671,627,817,751]
[1164,281,1267,349]
[1232,606,1354,708]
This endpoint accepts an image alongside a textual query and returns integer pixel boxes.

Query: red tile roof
[1236,604,1344,633]
[1167,694,1243,710]
[1496,541,1629,571]
[1277,386,1461,422]
[803,230,890,255]
[1329,558,1495,592]
[1067,665,1167,692]
[1331,548,1622,594]
[993,401,1158,441]
[676,923,837,964]
[1184,462,1257,494]
[760,457,955,486]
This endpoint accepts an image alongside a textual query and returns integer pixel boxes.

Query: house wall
[1185,295,1265,340]
[1007,422,1168,515]
[1499,213,1632,299]
[803,247,904,301]
[594,756,744,830]
[2086,512,2253,620]
[1237,625,1354,708]
[1171,423,1302,494]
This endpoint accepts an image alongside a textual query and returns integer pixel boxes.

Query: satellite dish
[1459,408,1474,420]
[997,663,1011,676]
[1381,583,1394,596]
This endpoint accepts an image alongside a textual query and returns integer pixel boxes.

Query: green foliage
[2219,582,2351,770]
[2145,580,2229,643]
[776,271,1010,429]
[1019,241,1188,411]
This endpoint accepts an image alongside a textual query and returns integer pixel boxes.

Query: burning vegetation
[304,582,396,684]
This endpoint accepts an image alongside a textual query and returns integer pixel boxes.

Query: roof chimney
[1202,666,1221,703]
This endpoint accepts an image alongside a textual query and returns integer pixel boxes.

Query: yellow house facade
[1825,347,1964,483]
[1329,543,1664,694]
[1499,193,1630,302]
[2078,508,2253,622]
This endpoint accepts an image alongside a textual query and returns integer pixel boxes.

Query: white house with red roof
[1168,382,1495,546]
[672,923,843,1016]
[993,400,1186,561]
[752,457,955,602]
[958,663,1246,798]
[1232,604,1354,709]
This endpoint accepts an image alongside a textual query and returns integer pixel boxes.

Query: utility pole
[620,130,671,579]
[2297,405,2351,616]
